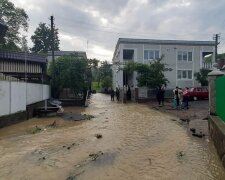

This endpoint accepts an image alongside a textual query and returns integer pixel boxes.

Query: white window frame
[177,69,193,80]
[177,51,193,62]
[144,49,160,61]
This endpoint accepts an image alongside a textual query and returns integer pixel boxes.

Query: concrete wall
[0,81,50,117]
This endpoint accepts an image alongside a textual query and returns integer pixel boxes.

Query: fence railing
[202,62,212,69]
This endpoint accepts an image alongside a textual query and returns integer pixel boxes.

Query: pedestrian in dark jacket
[127,86,131,101]
[110,88,115,101]
[116,88,120,101]
[156,87,165,106]
[161,86,165,106]
[183,87,190,109]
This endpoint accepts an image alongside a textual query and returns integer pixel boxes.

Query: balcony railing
[202,62,212,69]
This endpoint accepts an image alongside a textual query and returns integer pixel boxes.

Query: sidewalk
[148,100,209,136]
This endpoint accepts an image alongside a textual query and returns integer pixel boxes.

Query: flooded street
[0,93,225,180]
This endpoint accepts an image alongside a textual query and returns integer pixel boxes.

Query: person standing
[156,87,162,106]
[161,86,165,106]
[183,87,190,109]
[116,87,120,101]
[110,88,115,101]
[173,86,180,109]
[127,86,131,101]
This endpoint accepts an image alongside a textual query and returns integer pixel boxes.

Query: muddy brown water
[0,94,224,180]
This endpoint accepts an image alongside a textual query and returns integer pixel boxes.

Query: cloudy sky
[11,0,225,61]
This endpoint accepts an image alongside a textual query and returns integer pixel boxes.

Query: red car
[183,87,209,100]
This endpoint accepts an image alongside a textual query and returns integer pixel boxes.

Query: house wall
[0,81,50,117]
[113,42,214,90]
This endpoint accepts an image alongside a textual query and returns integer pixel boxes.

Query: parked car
[183,87,209,100]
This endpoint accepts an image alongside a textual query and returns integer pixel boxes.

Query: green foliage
[98,61,112,88]
[48,54,90,95]
[101,76,112,89]
[31,22,60,53]
[194,68,211,86]
[0,0,29,50]
[92,81,101,92]
[123,56,171,89]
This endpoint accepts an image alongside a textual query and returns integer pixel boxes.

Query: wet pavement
[0,93,225,180]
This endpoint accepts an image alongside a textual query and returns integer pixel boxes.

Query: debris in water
[190,128,196,133]
[66,170,85,180]
[30,126,42,134]
[148,158,152,165]
[176,151,185,159]
[67,147,71,150]
[39,156,46,160]
[192,132,205,138]
[180,118,190,122]
[202,116,209,120]
[47,120,57,128]
[62,113,95,121]
[170,119,177,121]
[84,114,95,120]
[95,134,103,139]
[89,151,104,161]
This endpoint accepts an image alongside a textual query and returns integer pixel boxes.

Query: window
[177,70,192,80]
[123,49,134,60]
[188,52,192,61]
[178,51,182,61]
[177,51,192,61]
[144,50,160,60]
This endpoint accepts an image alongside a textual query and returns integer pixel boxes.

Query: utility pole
[50,15,55,98]
[213,34,220,62]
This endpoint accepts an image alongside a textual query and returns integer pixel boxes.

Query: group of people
[156,86,190,109]
[110,87,120,101]
[173,86,189,109]
[110,86,132,102]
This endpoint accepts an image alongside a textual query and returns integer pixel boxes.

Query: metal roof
[48,51,87,59]
[0,51,47,63]
[118,38,215,46]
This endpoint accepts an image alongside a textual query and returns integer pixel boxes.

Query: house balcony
[202,62,212,69]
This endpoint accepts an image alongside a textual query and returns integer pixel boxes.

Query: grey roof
[48,51,87,59]
[118,38,215,46]
[0,51,47,64]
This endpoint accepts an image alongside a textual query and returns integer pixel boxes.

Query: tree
[123,56,171,89]
[31,22,60,53]
[48,54,90,97]
[21,35,28,52]
[98,61,112,88]
[101,76,112,89]
[0,0,29,50]
[194,68,211,86]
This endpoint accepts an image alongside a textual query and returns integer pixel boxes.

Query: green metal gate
[216,76,225,122]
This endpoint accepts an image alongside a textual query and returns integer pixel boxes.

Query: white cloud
[9,0,225,60]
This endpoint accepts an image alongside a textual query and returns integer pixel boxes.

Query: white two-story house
[112,38,215,89]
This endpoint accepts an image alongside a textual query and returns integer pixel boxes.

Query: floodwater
[0,94,224,180]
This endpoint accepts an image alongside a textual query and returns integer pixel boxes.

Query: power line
[57,16,214,39]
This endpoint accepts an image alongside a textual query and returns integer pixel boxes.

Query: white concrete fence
[0,80,50,116]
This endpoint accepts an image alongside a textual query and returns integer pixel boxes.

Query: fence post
[208,69,224,115]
